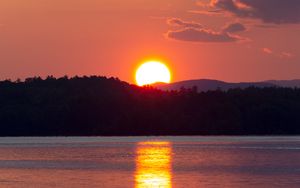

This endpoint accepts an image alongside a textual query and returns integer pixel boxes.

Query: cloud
[261,48,294,59]
[167,18,203,29]
[207,0,300,24]
[280,52,294,59]
[262,47,273,54]
[166,28,243,43]
[222,22,246,33]
[188,9,224,16]
[165,18,247,43]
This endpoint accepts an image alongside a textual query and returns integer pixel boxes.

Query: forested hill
[0,76,299,136]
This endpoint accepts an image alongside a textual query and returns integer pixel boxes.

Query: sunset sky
[0,0,300,83]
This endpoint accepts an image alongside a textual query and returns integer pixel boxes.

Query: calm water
[0,136,299,188]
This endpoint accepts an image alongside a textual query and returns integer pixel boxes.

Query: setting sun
[135,61,171,86]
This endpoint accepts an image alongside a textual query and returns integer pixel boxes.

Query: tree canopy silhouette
[0,76,299,136]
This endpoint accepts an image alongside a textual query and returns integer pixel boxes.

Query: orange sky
[0,0,299,83]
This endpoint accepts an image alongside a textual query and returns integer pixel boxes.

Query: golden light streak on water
[135,141,172,188]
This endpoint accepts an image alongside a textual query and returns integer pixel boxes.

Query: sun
[135,61,171,86]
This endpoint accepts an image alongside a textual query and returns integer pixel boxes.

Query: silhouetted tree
[0,76,299,136]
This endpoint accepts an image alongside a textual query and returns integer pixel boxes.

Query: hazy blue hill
[156,79,276,92]
[266,79,300,88]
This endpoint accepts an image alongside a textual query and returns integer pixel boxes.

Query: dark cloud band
[222,22,246,33]
[167,18,203,29]
[166,28,243,43]
[209,0,300,24]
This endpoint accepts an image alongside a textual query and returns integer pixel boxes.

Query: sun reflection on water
[135,141,172,188]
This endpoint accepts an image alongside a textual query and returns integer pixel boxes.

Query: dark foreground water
[0,136,299,188]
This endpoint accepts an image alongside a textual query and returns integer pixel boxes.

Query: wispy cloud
[166,28,244,43]
[262,48,273,54]
[167,18,203,29]
[165,18,247,43]
[203,0,300,24]
[280,52,294,59]
[262,47,294,59]
[222,22,246,33]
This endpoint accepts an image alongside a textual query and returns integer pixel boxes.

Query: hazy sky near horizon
[0,0,300,83]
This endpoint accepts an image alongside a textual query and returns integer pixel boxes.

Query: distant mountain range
[155,79,300,92]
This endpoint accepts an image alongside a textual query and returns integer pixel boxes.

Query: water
[0,136,299,188]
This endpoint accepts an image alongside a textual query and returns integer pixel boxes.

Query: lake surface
[0,136,299,188]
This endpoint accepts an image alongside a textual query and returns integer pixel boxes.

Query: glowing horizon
[0,0,299,83]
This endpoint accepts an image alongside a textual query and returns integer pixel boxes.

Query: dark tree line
[0,76,299,136]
